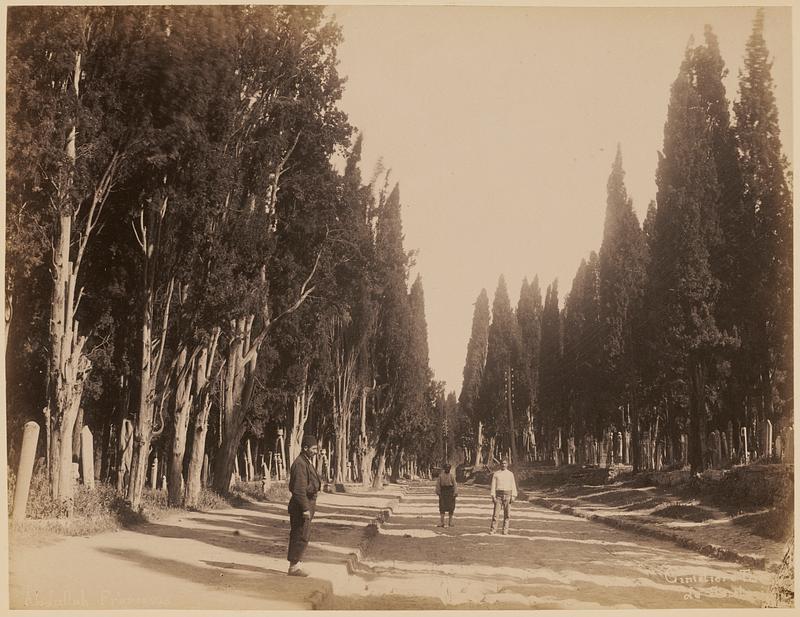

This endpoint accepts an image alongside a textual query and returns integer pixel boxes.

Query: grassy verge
[8,471,280,540]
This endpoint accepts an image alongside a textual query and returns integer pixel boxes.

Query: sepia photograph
[3,1,795,612]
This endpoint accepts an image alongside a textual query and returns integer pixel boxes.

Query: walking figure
[489,458,517,535]
[435,463,458,527]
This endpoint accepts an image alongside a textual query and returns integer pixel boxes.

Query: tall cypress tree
[372,183,413,468]
[538,281,562,458]
[734,9,793,426]
[598,147,648,433]
[459,289,491,464]
[647,42,733,474]
[478,275,523,462]
[516,276,543,456]
[564,253,602,441]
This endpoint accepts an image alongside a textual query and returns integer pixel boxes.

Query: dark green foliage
[538,281,562,450]
[458,289,491,438]
[478,275,524,456]
[733,9,793,425]
[563,253,603,437]
[598,147,648,428]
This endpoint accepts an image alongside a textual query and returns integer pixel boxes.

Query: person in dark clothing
[435,463,458,527]
[286,434,321,577]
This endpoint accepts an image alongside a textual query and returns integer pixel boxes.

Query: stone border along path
[529,494,782,573]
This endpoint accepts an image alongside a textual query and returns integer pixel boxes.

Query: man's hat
[301,434,317,448]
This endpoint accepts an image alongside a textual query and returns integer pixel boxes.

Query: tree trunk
[689,357,708,474]
[372,443,387,489]
[117,418,134,493]
[390,446,402,483]
[47,212,90,510]
[360,445,375,487]
[127,279,170,509]
[72,407,84,465]
[168,347,195,506]
[474,420,483,466]
[287,369,313,470]
[212,316,261,494]
[127,189,174,509]
[4,292,11,360]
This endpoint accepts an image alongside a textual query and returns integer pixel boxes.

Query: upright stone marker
[681,434,689,467]
[150,455,159,488]
[740,427,749,464]
[721,432,729,464]
[784,426,794,464]
[12,422,40,522]
[80,426,95,489]
[764,420,773,460]
[726,421,735,464]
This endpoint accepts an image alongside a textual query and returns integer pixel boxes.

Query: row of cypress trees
[458,11,791,473]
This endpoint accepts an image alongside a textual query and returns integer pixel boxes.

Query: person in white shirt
[489,458,517,535]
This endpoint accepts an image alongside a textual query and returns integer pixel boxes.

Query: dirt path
[9,487,402,610]
[332,484,773,609]
[9,482,774,610]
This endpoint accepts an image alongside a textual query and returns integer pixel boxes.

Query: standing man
[287,434,321,577]
[489,458,517,535]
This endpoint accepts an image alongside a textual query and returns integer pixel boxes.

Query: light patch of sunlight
[580,507,662,516]
[575,486,657,499]
[659,510,770,528]
[456,531,656,550]
[309,541,357,555]
[313,517,376,527]
[378,527,438,538]
[310,512,376,522]
[482,590,636,609]
[390,506,577,522]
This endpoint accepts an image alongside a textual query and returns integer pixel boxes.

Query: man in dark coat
[286,434,321,576]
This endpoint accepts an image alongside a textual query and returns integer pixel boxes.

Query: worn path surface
[9,486,402,610]
[332,483,773,609]
[9,482,774,610]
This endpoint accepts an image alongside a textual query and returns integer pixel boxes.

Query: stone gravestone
[80,426,95,489]
[740,427,749,464]
[568,436,576,465]
[681,434,689,468]
[721,431,728,464]
[625,430,632,465]
[784,427,794,464]
[599,439,608,469]
[12,421,40,522]
[666,439,673,467]
[726,421,735,465]
[713,431,722,469]
[655,441,663,471]
[763,420,773,460]
[616,432,623,464]
[150,456,159,488]
[775,435,783,461]
[651,436,658,470]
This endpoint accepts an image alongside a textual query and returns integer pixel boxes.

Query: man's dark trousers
[287,498,316,563]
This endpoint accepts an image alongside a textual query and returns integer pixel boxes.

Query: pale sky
[328,4,794,395]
